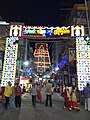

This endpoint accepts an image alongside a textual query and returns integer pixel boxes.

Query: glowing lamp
[23,61,29,66]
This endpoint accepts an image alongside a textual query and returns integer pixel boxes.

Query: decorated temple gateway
[0,23,89,91]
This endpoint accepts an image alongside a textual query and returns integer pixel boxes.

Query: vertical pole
[56,42,58,66]
[25,39,28,61]
[18,60,21,78]
[85,0,90,36]
[18,60,19,78]
[68,48,70,85]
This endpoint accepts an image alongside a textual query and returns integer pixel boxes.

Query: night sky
[0,0,84,26]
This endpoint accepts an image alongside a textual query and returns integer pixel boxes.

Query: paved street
[0,88,90,120]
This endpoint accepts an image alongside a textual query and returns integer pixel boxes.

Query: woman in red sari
[71,87,80,111]
[63,86,72,110]
[37,84,42,102]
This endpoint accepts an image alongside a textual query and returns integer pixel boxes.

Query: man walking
[84,83,90,111]
[31,84,37,107]
[4,81,12,109]
[45,80,52,107]
[14,82,22,110]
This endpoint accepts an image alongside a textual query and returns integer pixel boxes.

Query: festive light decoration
[34,43,51,73]
[22,26,46,38]
[10,25,22,37]
[54,26,70,36]
[22,26,70,37]
[58,54,68,68]
[52,54,68,73]
[1,24,86,88]
[1,37,19,86]
[71,25,84,37]
[76,36,90,91]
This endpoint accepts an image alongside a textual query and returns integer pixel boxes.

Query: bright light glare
[0,21,9,25]
[55,67,59,71]
[23,61,29,66]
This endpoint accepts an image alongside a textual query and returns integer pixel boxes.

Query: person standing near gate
[84,83,90,111]
[45,80,52,107]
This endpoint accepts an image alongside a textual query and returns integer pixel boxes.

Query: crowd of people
[63,83,90,111]
[30,80,52,107]
[0,79,53,110]
[63,85,80,111]
[4,81,22,111]
[0,80,90,112]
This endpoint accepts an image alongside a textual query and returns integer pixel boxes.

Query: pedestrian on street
[14,82,22,110]
[71,86,80,111]
[84,83,90,111]
[63,85,72,110]
[30,83,37,107]
[45,80,52,107]
[9,86,15,111]
[37,84,42,102]
[4,81,12,110]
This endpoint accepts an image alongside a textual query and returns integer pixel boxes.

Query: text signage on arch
[9,24,85,38]
[21,26,70,37]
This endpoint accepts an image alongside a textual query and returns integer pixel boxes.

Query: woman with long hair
[63,86,72,110]
[71,87,80,111]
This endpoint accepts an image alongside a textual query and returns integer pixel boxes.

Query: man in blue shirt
[84,83,90,111]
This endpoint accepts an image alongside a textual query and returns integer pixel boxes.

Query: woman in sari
[63,86,72,110]
[71,87,80,111]
[37,84,42,102]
